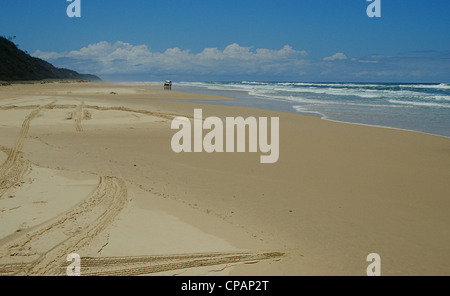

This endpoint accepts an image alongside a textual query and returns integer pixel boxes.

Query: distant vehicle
[164,80,172,89]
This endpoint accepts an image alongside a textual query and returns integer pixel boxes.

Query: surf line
[171,109,279,164]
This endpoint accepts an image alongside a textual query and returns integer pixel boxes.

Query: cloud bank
[33,41,308,79]
[33,41,450,82]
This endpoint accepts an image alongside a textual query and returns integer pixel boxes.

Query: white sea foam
[431,95,450,101]
[173,81,450,138]
[398,83,450,90]
[389,99,450,108]
[178,81,450,103]
[292,105,327,117]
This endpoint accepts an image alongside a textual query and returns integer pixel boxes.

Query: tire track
[0,101,275,276]
[1,176,128,275]
[1,103,193,121]
[0,251,284,276]
[0,100,56,199]
[0,263,29,276]
[74,251,284,276]
[0,145,12,155]
[0,173,284,276]
[0,105,41,110]
[74,101,85,132]
[84,105,190,120]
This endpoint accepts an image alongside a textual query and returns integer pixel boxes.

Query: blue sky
[1,0,450,82]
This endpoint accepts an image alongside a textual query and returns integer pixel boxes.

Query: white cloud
[33,42,445,81]
[323,52,347,61]
[32,41,308,77]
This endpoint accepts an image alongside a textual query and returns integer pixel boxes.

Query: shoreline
[321,116,450,140]
[172,83,450,139]
[0,81,449,275]
[145,93,450,141]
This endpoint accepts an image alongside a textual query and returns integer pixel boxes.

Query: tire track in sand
[0,100,56,199]
[0,102,282,275]
[69,251,284,276]
[74,101,85,132]
[0,176,128,275]
[0,174,284,276]
[0,250,284,276]
[84,105,190,120]
[0,105,41,110]
[1,104,190,120]
[0,263,29,276]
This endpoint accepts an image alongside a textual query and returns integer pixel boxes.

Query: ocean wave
[199,81,447,100]
[398,83,450,90]
[249,85,429,100]
[431,95,450,101]
[173,81,450,137]
[178,81,450,107]
[388,99,450,108]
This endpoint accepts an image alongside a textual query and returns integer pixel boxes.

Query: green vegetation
[0,36,100,82]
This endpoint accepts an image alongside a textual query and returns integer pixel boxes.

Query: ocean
[174,81,450,138]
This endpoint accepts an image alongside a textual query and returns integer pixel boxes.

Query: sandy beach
[0,81,449,276]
